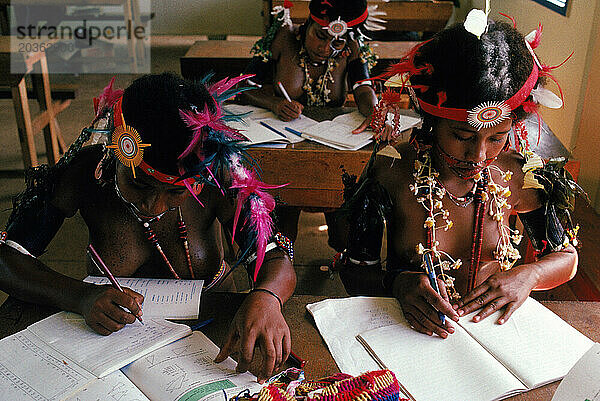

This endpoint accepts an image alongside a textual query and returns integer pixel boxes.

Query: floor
[1,38,598,307]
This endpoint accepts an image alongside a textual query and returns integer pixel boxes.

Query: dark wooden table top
[1,294,598,400]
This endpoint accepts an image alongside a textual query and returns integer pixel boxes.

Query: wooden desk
[180,39,417,82]
[0,294,598,400]
[267,1,454,34]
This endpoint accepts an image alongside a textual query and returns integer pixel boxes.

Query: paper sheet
[28,312,191,378]
[66,370,150,401]
[0,331,94,401]
[458,297,594,388]
[84,276,203,320]
[552,342,600,401]
[358,323,526,401]
[305,297,404,375]
[122,331,262,401]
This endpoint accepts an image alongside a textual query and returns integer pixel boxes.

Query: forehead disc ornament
[325,17,348,39]
[107,123,151,178]
[467,101,511,130]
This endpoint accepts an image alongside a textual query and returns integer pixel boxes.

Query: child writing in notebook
[337,8,583,338]
[241,0,393,251]
[0,72,296,382]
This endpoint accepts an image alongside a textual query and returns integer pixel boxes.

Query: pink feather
[229,169,287,281]
[179,106,244,160]
[94,76,124,117]
[207,74,255,100]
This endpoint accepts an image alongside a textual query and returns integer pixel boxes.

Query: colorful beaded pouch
[252,369,408,401]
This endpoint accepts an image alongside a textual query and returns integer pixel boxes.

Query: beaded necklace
[298,47,338,106]
[114,177,195,280]
[411,150,522,300]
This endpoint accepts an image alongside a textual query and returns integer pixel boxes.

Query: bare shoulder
[494,150,542,213]
[371,143,416,196]
[271,24,298,59]
[50,145,103,217]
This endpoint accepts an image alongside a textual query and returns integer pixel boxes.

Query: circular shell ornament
[107,124,151,178]
[467,101,511,130]
[326,17,348,39]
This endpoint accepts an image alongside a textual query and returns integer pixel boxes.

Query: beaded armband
[244,232,294,265]
[0,231,7,246]
[273,232,294,262]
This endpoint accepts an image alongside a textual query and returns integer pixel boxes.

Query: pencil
[87,244,144,324]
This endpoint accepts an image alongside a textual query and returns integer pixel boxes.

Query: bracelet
[0,231,6,246]
[250,288,283,311]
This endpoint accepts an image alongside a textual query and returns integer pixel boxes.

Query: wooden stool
[1,36,70,168]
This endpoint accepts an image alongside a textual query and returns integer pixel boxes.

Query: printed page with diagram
[27,312,192,378]
[121,331,262,401]
[84,276,203,320]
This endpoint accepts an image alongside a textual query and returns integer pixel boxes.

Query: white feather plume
[531,86,563,109]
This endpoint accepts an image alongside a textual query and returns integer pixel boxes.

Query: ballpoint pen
[87,244,144,324]
[259,121,288,139]
[277,81,292,102]
[423,252,446,325]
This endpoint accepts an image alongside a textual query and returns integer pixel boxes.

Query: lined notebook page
[459,297,594,388]
[84,276,203,320]
[358,323,526,401]
[28,312,191,378]
[0,331,94,401]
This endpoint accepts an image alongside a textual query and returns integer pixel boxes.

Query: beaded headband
[417,60,539,130]
[311,11,368,39]
[109,97,191,185]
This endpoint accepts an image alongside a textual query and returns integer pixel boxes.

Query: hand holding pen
[274,81,303,121]
[85,244,145,334]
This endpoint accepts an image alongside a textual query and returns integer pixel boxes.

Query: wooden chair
[1,36,71,168]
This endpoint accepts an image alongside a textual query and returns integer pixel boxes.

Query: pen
[287,351,307,368]
[259,121,288,139]
[86,244,144,324]
[423,252,445,325]
[277,81,292,102]
[190,318,214,331]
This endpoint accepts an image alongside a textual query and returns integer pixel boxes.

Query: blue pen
[284,127,302,137]
[259,121,288,139]
[190,318,214,331]
[423,253,446,325]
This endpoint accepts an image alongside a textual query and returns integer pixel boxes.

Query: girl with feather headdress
[337,7,585,339]
[0,73,296,382]
[242,0,390,252]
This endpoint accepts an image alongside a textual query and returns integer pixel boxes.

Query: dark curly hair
[121,72,216,176]
[407,19,546,142]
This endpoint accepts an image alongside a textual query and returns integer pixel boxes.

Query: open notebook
[83,276,203,320]
[0,311,192,399]
[225,104,421,150]
[0,327,259,401]
[356,297,595,401]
